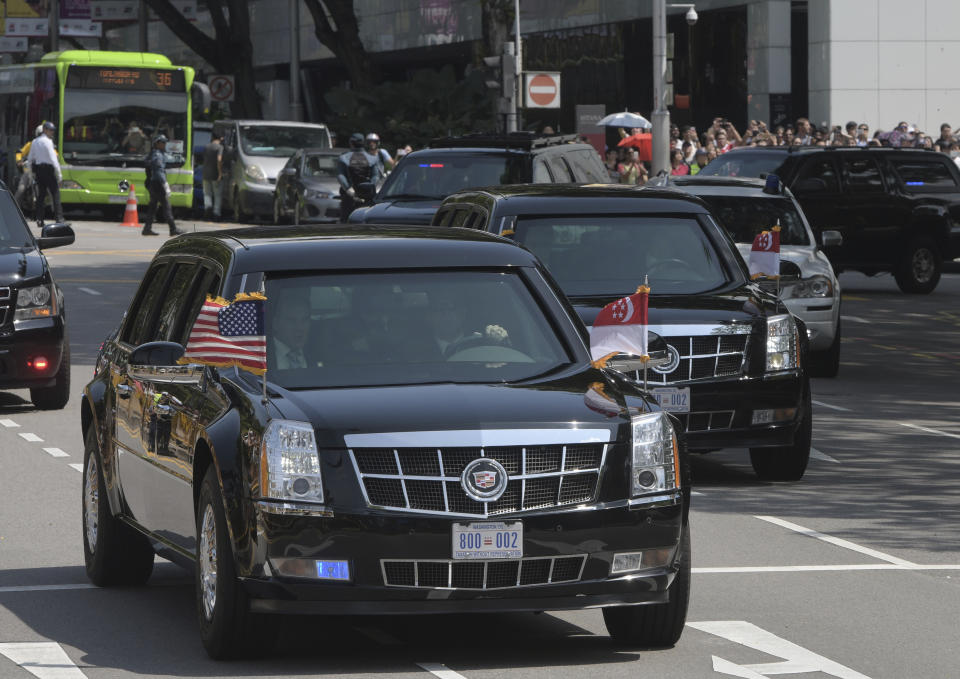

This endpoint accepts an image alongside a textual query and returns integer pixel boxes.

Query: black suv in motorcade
[348,132,610,225]
[434,184,812,482]
[81,224,690,658]
[700,146,960,293]
[0,182,74,409]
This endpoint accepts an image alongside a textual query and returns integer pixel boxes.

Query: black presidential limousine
[434,184,812,482]
[81,225,690,659]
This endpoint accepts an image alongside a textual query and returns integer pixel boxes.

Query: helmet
[365,132,380,143]
[349,132,364,148]
[34,125,43,137]
[42,121,55,132]
[153,134,168,145]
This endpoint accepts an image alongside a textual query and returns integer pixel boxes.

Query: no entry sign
[524,72,561,109]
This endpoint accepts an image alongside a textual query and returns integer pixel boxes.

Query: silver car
[273,148,342,224]
[663,175,842,377]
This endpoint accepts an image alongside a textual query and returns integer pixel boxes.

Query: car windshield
[513,216,731,297]
[240,125,330,157]
[698,152,785,178]
[263,270,572,388]
[303,153,339,178]
[0,191,33,248]
[378,153,529,200]
[693,195,810,246]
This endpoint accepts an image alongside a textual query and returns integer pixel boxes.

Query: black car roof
[158,224,540,274]
[666,176,793,199]
[448,183,712,215]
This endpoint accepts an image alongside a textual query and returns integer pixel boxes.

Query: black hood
[267,367,649,448]
[350,198,441,225]
[0,249,44,287]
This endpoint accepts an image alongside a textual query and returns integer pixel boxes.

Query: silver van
[213,119,332,221]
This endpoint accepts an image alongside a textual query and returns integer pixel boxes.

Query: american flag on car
[180,293,267,375]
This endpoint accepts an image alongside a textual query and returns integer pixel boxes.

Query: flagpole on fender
[643,274,649,392]
[262,370,268,404]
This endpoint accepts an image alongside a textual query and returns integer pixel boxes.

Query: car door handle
[116,384,133,399]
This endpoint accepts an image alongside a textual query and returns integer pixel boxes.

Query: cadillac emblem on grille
[652,343,681,374]
[461,458,508,502]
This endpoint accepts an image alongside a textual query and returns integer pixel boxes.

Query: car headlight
[260,420,324,504]
[15,283,56,320]
[60,180,84,190]
[245,164,267,184]
[630,412,680,496]
[783,275,833,299]
[766,314,799,372]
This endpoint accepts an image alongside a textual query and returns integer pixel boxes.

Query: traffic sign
[524,72,560,109]
[208,74,235,103]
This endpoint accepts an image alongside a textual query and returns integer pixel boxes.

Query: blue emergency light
[316,560,351,581]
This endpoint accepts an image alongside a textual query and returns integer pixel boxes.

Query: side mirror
[37,223,75,250]
[792,177,826,193]
[281,167,297,177]
[779,260,802,281]
[128,341,203,384]
[821,230,843,248]
[356,181,376,201]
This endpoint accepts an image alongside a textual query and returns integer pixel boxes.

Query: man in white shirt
[269,295,312,370]
[26,121,63,227]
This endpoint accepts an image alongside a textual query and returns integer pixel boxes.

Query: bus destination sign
[66,66,186,92]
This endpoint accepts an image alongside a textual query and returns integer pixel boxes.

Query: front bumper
[239,181,275,216]
[0,317,65,388]
[661,371,804,452]
[240,501,684,615]
[300,195,340,223]
[783,297,838,352]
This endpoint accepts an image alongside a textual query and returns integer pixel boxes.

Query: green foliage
[324,65,497,149]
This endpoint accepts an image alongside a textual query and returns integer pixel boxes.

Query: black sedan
[434,184,812,481]
[273,148,342,224]
[81,225,690,658]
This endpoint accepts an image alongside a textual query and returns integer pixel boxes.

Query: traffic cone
[121,183,141,227]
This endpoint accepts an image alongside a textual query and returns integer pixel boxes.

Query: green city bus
[0,50,195,211]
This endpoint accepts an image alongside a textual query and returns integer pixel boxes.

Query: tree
[301,0,378,90]
[144,0,262,118]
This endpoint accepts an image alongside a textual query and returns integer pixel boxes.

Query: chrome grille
[638,333,750,386]
[674,410,735,433]
[350,444,607,517]
[381,555,587,589]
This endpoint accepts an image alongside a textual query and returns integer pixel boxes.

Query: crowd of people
[603,116,960,184]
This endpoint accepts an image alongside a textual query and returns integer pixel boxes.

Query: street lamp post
[651,1,696,177]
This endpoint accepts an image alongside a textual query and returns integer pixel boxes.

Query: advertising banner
[61,0,91,19]
[5,17,49,36]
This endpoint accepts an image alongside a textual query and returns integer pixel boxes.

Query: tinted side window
[795,158,840,192]
[842,158,883,192]
[155,262,202,341]
[567,149,608,183]
[173,269,222,346]
[121,262,170,345]
[891,159,958,191]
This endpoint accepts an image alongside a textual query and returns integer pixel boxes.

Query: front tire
[894,237,941,294]
[272,194,286,225]
[82,427,154,586]
[603,528,691,647]
[31,340,71,410]
[232,188,247,224]
[749,382,812,481]
[809,318,841,378]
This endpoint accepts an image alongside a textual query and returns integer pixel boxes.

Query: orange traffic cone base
[121,183,141,227]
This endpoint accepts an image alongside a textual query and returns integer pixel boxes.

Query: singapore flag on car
[748,224,781,279]
[590,284,650,364]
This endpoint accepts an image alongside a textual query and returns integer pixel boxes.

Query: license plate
[107,194,128,203]
[452,521,522,560]
[652,387,691,413]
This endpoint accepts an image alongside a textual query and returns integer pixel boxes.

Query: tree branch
[142,0,222,71]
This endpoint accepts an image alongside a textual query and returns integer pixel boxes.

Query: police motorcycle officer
[141,134,185,237]
[336,132,388,223]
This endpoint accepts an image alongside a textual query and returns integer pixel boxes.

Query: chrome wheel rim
[199,504,217,621]
[912,248,935,283]
[84,454,99,553]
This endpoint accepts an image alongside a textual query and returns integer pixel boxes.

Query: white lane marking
[355,625,402,646]
[78,287,101,296]
[810,447,839,463]
[690,621,872,679]
[417,663,469,679]
[811,399,851,412]
[900,422,960,440]
[68,464,83,473]
[0,419,19,428]
[840,315,869,324]
[0,641,89,678]
[0,584,96,593]
[755,516,916,566]
[691,490,705,496]
[43,448,69,458]
[693,563,960,573]
[19,433,43,442]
